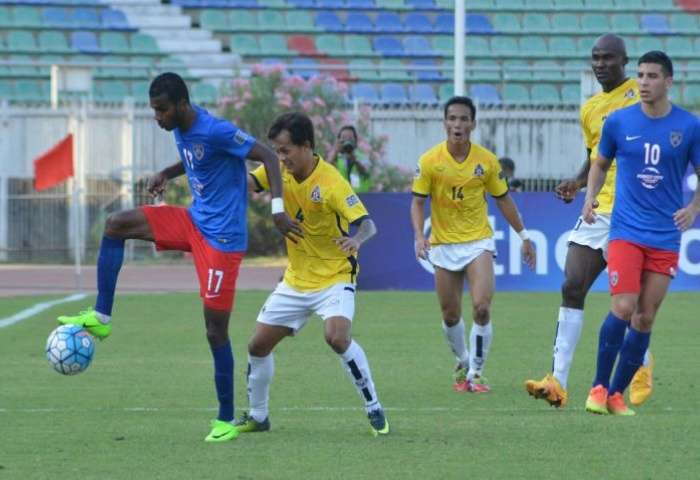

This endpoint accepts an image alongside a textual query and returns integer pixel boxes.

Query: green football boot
[205,419,239,443]
[57,309,112,340]
[368,408,389,437]
[235,412,271,433]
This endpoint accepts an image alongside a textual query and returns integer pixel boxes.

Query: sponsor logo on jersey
[233,129,250,145]
[473,164,484,177]
[625,89,635,99]
[311,185,322,203]
[637,167,664,190]
[193,143,205,160]
[670,131,683,148]
[346,194,359,207]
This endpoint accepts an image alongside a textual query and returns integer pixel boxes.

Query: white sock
[442,318,469,366]
[552,307,584,389]
[247,354,274,422]
[340,340,381,412]
[96,312,111,324]
[467,322,492,379]
[643,349,652,367]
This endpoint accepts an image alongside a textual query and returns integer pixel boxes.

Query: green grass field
[1,291,698,480]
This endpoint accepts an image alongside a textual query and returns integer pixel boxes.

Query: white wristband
[271,197,284,215]
[518,228,530,241]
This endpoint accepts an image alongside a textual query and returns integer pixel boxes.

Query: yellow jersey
[412,141,508,245]
[580,77,639,215]
[250,155,369,292]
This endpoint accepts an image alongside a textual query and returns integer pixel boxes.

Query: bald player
[525,34,653,408]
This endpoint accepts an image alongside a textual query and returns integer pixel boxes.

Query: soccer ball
[45,325,95,375]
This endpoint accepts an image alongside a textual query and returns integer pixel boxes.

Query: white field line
[0,293,87,329]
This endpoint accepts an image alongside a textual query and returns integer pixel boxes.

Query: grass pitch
[1,291,698,480]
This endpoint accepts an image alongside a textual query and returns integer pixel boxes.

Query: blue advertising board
[357,192,700,291]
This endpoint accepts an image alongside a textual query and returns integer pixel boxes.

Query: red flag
[33,134,74,191]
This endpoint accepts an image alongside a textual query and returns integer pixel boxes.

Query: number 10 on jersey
[644,142,660,165]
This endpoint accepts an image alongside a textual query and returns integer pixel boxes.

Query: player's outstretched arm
[410,195,430,260]
[335,218,377,255]
[674,166,700,231]
[582,155,613,224]
[147,162,185,198]
[494,194,536,270]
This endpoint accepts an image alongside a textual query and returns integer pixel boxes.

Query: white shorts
[256,281,356,334]
[567,214,611,259]
[429,237,496,272]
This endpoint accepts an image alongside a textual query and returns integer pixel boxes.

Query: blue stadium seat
[101,10,131,30]
[410,84,438,105]
[70,31,103,53]
[410,59,442,81]
[315,11,344,32]
[73,8,100,29]
[434,13,453,33]
[405,0,436,8]
[316,0,345,7]
[43,8,72,28]
[345,13,373,33]
[470,84,501,104]
[347,0,375,7]
[641,14,671,34]
[467,14,494,34]
[291,58,319,78]
[403,36,435,56]
[381,83,408,104]
[373,36,403,56]
[288,0,315,6]
[230,0,259,6]
[351,83,379,103]
[375,12,404,33]
[405,13,432,33]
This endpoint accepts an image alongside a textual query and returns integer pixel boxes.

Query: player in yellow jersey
[525,34,653,408]
[411,96,536,393]
[235,112,388,436]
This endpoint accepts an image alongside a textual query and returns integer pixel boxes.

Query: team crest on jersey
[193,143,205,160]
[233,129,250,145]
[310,185,322,203]
[625,89,635,99]
[610,270,619,287]
[498,170,506,180]
[473,164,485,177]
[346,194,359,207]
[670,131,683,148]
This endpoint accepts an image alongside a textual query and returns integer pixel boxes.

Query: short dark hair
[444,96,476,121]
[268,112,315,149]
[499,157,515,172]
[149,72,190,104]
[638,50,673,77]
[338,125,358,141]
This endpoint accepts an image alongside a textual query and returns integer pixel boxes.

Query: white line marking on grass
[0,293,87,329]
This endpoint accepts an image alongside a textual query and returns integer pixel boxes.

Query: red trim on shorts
[607,239,679,295]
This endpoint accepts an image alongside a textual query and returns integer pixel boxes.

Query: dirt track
[0,264,285,297]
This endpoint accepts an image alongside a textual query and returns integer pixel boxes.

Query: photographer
[327,125,372,192]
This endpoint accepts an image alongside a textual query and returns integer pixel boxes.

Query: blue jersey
[173,105,256,252]
[598,103,700,252]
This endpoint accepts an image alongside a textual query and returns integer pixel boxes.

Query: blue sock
[211,342,234,422]
[610,328,651,395]
[593,312,628,388]
[94,235,125,316]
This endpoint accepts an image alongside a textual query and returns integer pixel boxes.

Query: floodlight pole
[454,0,466,95]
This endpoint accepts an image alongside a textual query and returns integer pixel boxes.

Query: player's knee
[632,311,654,332]
[325,331,350,354]
[472,302,490,325]
[440,305,461,325]
[611,299,635,321]
[205,328,229,348]
[247,336,272,357]
[561,277,586,308]
[104,212,128,238]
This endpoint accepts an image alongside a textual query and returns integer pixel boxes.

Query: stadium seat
[669,13,698,33]
[576,37,597,55]
[345,35,374,56]
[14,79,47,102]
[467,14,494,34]
[432,36,454,56]
[666,37,692,57]
[410,59,442,81]
[525,0,554,7]
[470,83,501,104]
[466,36,491,56]
[615,0,644,9]
[438,83,454,102]
[230,34,260,55]
[291,58,319,78]
[610,14,639,34]
[192,82,218,104]
[520,36,548,58]
[405,0,436,8]
[434,13,453,33]
[320,58,350,81]
[403,36,434,57]
[379,58,410,80]
[551,13,580,33]
[288,0,315,6]
[101,10,130,30]
[549,37,577,57]
[230,11,257,31]
[470,59,501,82]
[351,83,379,103]
[376,0,407,8]
[0,7,11,28]
[496,0,524,7]
[316,0,345,7]
[260,34,292,56]
[258,10,285,31]
[556,0,584,8]
[42,8,72,29]
[8,30,38,53]
[580,13,610,33]
[315,11,344,32]
[504,59,531,81]
[373,36,403,56]
[381,83,408,105]
[348,59,379,80]
[96,80,129,102]
[73,9,100,29]
[493,13,521,33]
[99,55,131,79]
[345,13,374,33]
[375,12,404,33]
[685,84,700,104]
[131,80,150,100]
[522,13,550,33]
[534,59,562,80]
[100,32,130,54]
[635,37,665,57]
[130,56,154,78]
[13,6,41,28]
[584,0,610,8]
[130,33,160,54]
[71,31,103,54]
[491,36,517,57]
[532,84,560,104]
[287,35,317,56]
[405,13,432,33]
[9,54,37,77]
[563,59,585,80]
[37,54,62,76]
[640,14,671,34]
[561,84,580,104]
[316,34,344,56]
[39,31,71,54]
[286,11,316,32]
[410,84,438,105]
[201,10,229,31]
[503,84,530,105]
[347,0,376,7]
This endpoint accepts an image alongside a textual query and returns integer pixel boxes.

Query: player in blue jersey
[582,51,700,416]
[57,72,301,441]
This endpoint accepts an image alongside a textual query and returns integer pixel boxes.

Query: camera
[340,140,355,154]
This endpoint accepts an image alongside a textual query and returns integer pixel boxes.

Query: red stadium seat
[287,35,318,56]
